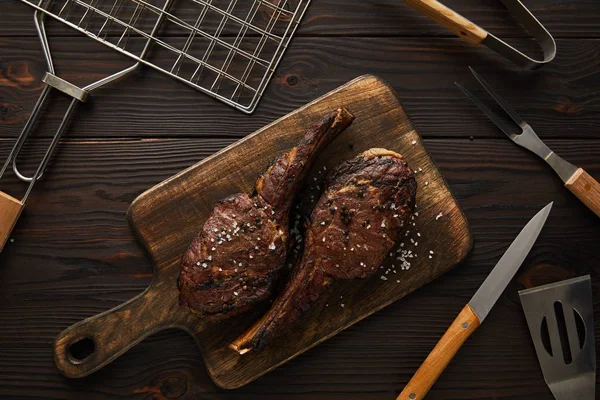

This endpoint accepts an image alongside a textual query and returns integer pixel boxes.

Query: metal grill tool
[0,0,310,252]
[456,67,600,218]
[401,0,556,69]
[519,276,596,400]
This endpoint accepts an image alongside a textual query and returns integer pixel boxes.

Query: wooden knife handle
[565,168,600,217]
[397,304,480,400]
[0,191,24,253]
[401,0,488,45]
[54,282,182,378]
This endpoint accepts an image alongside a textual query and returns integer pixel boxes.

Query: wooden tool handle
[0,191,24,253]
[565,168,600,217]
[401,0,488,45]
[397,304,480,399]
[54,284,181,378]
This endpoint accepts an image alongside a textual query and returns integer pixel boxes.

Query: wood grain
[565,168,600,217]
[51,76,472,388]
[0,191,23,253]
[1,0,600,397]
[401,0,488,45]
[397,304,480,400]
[3,0,600,38]
[1,37,600,141]
[0,137,599,399]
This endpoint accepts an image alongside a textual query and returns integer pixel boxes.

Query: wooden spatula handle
[397,304,480,399]
[401,0,488,45]
[54,282,182,378]
[565,168,600,217]
[0,191,24,253]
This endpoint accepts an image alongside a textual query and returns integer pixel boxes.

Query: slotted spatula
[519,276,596,400]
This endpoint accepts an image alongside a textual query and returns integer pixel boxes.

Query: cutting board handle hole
[68,337,95,364]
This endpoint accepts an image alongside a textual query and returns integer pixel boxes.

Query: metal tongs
[0,7,168,253]
[402,0,556,69]
[456,68,600,217]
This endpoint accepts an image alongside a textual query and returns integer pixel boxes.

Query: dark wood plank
[2,36,600,141]
[0,137,598,399]
[53,76,472,388]
[2,0,600,39]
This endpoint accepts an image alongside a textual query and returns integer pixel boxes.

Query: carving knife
[397,202,553,399]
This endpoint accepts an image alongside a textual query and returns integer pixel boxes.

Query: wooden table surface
[1,1,599,399]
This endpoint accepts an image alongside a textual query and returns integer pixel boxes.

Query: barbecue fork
[456,67,600,217]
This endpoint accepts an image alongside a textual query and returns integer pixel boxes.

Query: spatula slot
[574,308,586,350]
[68,337,95,363]
[519,275,596,400]
[554,301,572,364]
[540,316,552,357]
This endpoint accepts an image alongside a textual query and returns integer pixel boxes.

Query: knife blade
[397,202,553,400]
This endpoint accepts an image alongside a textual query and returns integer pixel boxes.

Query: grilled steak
[231,148,417,353]
[178,109,355,321]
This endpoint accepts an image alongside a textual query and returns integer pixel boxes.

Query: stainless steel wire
[1,0,169,192]
[19,0,311,112]
[3,0,308,199]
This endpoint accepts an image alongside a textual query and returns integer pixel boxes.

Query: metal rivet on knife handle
[397,305,481,400]
[397,203,552,399]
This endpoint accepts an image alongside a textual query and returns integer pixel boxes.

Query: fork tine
[468,67,526,127]
[455,82,519,138]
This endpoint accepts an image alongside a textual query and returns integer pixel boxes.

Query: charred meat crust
[178,109,355,321]
[231,148,417,352]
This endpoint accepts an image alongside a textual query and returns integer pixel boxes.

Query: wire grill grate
[20,0,310,112]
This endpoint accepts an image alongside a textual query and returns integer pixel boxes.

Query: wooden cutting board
[53,75,472,389]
